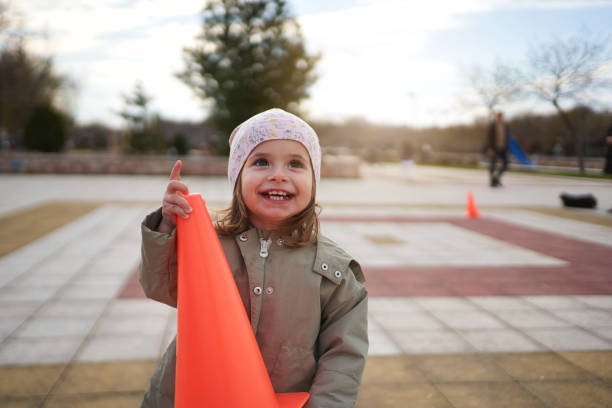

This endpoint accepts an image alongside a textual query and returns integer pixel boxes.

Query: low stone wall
[0,153,228,176]
[322,155,361,178]
[0,152,362,178]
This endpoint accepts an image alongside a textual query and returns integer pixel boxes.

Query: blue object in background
[11,160,22,173]
[508,132,535,166]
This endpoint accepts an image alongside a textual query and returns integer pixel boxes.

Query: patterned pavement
[1,168,611,407]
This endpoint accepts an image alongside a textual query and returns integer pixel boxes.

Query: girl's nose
[268,166,288,182]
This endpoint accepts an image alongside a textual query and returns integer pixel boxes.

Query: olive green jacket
[139,209,368,408]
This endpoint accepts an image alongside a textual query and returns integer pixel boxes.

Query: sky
[8,0,612,128]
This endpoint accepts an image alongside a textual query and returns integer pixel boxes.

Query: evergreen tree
[171,132,190,156]
[178,0,319,154]
[23,104,67,152]
[0,4,68,148]
[119,82,166,154]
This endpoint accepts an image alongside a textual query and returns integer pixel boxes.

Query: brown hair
[215,174,320,248]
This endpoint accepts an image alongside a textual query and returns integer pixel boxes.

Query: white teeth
[264,191,291,200]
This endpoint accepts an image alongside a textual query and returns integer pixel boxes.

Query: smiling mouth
[261,190,294,201]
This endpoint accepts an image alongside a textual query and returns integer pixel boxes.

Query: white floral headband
[227,108,321,193]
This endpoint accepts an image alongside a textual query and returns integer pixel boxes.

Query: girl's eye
[254,158,268,167]
[289,159,304,168]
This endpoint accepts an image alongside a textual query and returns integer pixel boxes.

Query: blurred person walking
[485,112,510,187]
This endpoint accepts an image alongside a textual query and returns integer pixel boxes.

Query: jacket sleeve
[139,207,178,308]
[308,261,368,408]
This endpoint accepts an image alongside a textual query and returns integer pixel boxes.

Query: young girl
[139,108,368,408]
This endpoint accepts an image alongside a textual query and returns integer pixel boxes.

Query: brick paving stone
[53,361,157,395]
[0,364,65,397]
[429,310,505,330]
[494,309,573,328]
[392,330,475,354]
[467,296,535,310]
[116,207,612,299]
[0,396,46,407]
[415,354,512,383]
[491,352,596,381]
[488,210,612,248]
[524,328,612,351]
[590,327,612,342]
[413,297,478,311]
[93,315,168,337]
[357,383,452,408]
[558,351,612,379]
[437,382,547,408]
[14,316,96,339]
[43,392,144,408]
[105,299,172,317]
[452,281,506,296]
[319,217,612,298]
[36,300,108,319]
[522,380,612,408]
[573,295,612,308]
[0,202,101,258]
[361,355,426,384]
[522,295,587,309]
[367,330,402,355]
[372,311,444,330]
[76,335,163,363]
[550,309,612,328]
[1,173,611,408]
[0,338,83,366]
[0,316,28,342]
[460,329,545,353]
[117,267,146,299]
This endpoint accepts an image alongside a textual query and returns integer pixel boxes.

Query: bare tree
[462,61,522,117]
[525,32,611,173]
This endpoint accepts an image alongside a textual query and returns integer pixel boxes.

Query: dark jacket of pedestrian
[486,121,510,153]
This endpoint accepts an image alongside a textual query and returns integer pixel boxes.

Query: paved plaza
[1,165,611,407]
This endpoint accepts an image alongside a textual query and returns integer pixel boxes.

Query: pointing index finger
[169,160,182,181]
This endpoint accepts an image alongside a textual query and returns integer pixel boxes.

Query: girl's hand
[158,160,191,233]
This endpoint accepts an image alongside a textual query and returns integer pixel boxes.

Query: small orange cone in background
[466,189,480,219]
[175,194,309,408]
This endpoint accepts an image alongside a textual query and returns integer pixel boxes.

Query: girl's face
[241,139,313,231]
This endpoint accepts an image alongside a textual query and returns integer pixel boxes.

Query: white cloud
[13,0,612,127]
[297,0,612,125]
[18,0,205,126]
[296,1,490,126]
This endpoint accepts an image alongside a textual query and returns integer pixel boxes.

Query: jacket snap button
[253,286,262,295]
[239,233,248,242]
[321,263,328,271]
[334,270,342,279]
[265,287,274,295]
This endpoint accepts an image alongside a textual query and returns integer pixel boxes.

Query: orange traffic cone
[466,190,480,219]
[175,194,309,408]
